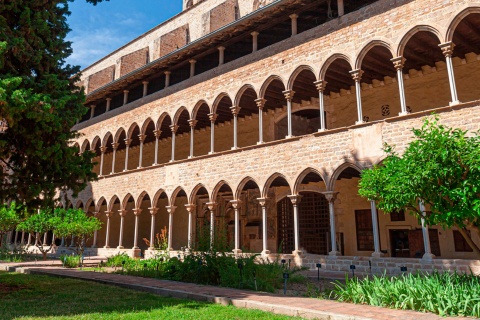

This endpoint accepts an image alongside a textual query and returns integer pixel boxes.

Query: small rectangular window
[453,230,473,252]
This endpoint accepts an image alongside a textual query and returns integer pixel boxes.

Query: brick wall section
[87,65,115,93]
[156,25,189,59]
[120,47,149,77]
[209,0,237,32]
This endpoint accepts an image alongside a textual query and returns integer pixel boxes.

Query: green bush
[105,252,131,267]
[331,271,480,317]
[60,254,81,268]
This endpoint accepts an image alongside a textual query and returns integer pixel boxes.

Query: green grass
[0,271,295,320]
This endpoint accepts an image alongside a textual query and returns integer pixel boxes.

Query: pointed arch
[211,180,234,200]
[95,196,107,212]
[173,106,190,125]
[328,161,364,191]
[136,191,151,210]
[235,176,260,200]
[234,84,258,106]
[319,53,353,80]
[122,193,135,210]
[170,186,187,205]
[152,189,168,208]
[107,195,120,212]
[287,64,317,90]
[126,122,140,139]
[446,6,480,42]
[156,112,172,129]
[259,74,287,98]
[355,39,395,69]
[85,198,95,212]
[102,132,113,147]
[91,136,101,150]
[262,172,291,197]
[192,100,211,120]
[189,183,209,203]
[397,25,443,57]
[81,139,91,153]
[114,127,127,143]
[293,167,327,194]
[211,92,233,114]
[140,117,155,135]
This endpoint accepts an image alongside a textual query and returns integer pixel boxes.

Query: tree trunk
[42,251,47,261]
[457,227,480,258]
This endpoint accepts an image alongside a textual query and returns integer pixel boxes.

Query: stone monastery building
[56,0,480,273]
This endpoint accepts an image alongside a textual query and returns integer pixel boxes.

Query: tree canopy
[359,116,480,257]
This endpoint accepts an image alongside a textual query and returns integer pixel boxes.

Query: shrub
[60,254,81,268]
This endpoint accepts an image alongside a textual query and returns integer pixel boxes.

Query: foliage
[60,254,81,268]
[0,246,30,263]
[143,226,169,251]
[331,271,480,317]
[0,202,22,246]
[16,210,56,260]
[359,116,480,256]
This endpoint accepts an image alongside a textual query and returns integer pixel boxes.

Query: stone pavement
[1,262,466,320]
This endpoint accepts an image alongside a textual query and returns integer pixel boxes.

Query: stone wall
[120,47,149,77]
[87,65,115,93]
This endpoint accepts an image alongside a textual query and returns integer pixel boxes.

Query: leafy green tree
[0,0,111,213]
[359,116,480,257]
[17,209,57,260]
[0,202,22,247]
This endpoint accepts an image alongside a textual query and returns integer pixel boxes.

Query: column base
[371,251,385,258]
[208,151,215,155]
[285,135,293,139]
[232,249,242,254]
[117,246,124,249]
[152,163,158,166]
[317,128,326,132]
[328,250,341,256]
[169,160,175,163]
[103,245,110,249]
[123,169,128,172]
[91,245,97,249]
[137,166,143,169]
[256,141,264,145]
[188,156,194,159]
[292,250,302,256]
[148,246,155,250]
[422,253,435,260]
[110,172,114,175]
[231,146,238,150]
[132,246,139,250]
[398,111,410,116]
[449,100,461,106]
[261,250,270,256]
[355,120,365,125]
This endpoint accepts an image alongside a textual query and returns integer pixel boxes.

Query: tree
[0,202,22,247]
[0,0,111,213]
[17,209,57,260]
[359,116,480,257]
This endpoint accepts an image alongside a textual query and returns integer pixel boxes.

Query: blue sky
[66,0,183,70]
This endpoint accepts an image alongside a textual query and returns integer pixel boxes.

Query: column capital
[282,89,295,101]
[105,211,113,218]
[164,70,171,75]
[208,113,218,122]
[153,129,162,138]
[287,194,303,206]
[142,81,149,85]
[138,134,146,142]
[100,146,107,153]
[217,46,225,52]
[439,42,455,57]
[313,79,327,92]
[123,90,129,94]
[289,13,298,19]
[118,209,127,217]
[188,119,198,128]
[251,31,259,37]
[148,207,158,215]
[124,138,132,146]
[230,105,241,116]
[133,208,142,216]
[349,69,364,82]
[90,104,96,109]
[230,199,242,209]
[206,202,217,211]
[255,98,267,109]
[169,124,179,133]
[390,56,406,71]
[106,97,112,102]
[111,142,119,150]
[166,205,176,214]
[184,204,197,212]
[257,197,268,207]
[189,59,197,64]
[322,191,339,203]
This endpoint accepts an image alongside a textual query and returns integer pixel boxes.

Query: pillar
[123,138,132,171]
[20,232,25,245]
[257,198,270,255]
[117,209,126,249]
[188,119,197,158]
[27,233,32,246]
[137,134,146,168]
[104,211,112,248]
[350,69,364,124]
[314,80,327,131]
[153,130,161,165]
[251,31,259,52]
[419,200,435,260]
[123,90,129,106]
[206,202,217,249]
[370,200,383,257]
[92,212,99,248]
[189,59,196,78]
[439,42,460,106]
[289,14,298,36]
[132,209,142,249]
[282,90,295,138]
[166,206,176,250]
[99,146,107,176]
[337,0,344,16]
[142,81,149,97]
[322,192,340,255]
[230,106,241,150]
[148,208,158,250]
[106,98,111,112]
[110,142,119,174]
[391,57,408,115]
[287,195,302,255]
[164,71,171,88]
[208,113,217,154]
[230,200,242,254]
[170,125,178,162]
[90,105,95,119]
[43,232,48,246]
[255,98,266,144]
[218,46,225,66]
[185,204,196,249]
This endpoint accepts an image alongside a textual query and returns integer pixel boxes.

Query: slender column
[314,80,327,131]
[90,105,95,119]
[282,90,295,138]
[439,42,460,106]
[185,204,196,249]
[257,198,270,255]
[132,209,142,249]
[27,233,32,246]
[43,232,48,246]
[137,134,146,168]
[60,237,65,247]
[142,81,149,97]
[170,125,178,162]
[20,231,25,246]
[208,113,217,154]
[91,212,99,248]
[70,235,75,247]
[110,142,119,174]
[206,202,217,249]
[106,98,111,112]
[166,206,176,250]
[189,59,196,78]
[123,90,129,105]
[104,211,112,248]
[370,200,383,257]
[337,0,344,16]
[188,119,197,158]
[148,208,158,250]
[164,71,171,88]
[123,138,132,171]
[230,200,242,254]
[35,232,39,246]
[322,192,340,255]
[153,130,161,165]
[350,69,364,124]
[217,46,225,66]
[419,200,435,260]
[117,209,126,249]
[289,14,298,36]
[391,57,408,115]
[255,98,266,144]
[230,106,241,150]
[288,195,302,255]
[251,31,259,53]
[99,146,106,176]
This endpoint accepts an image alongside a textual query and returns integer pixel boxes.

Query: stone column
[282,90,295,138]
[132,209,142,249]
[188,119,197,158]
[185,204,196,249]
[164,71,171,88]
[137,134,146,168]
[43,232,48,246]
[123,138,132,171]
[20,232,25,246]
[218,46,225,66]
[287,195,302,255]
[314,80,327,131]
[289,14,298,36]
[350,69,364,124]
[230,106,241,150]
[104,211,112,248]
[166,206,176,250]
[251,31,259,52]
[90,105,95,119]
[257,198,270,255]
[92,212,99,248]
[123,90,129,106]
[106,98,111,112]
[27,233,32,246]
[142,81,149,97]
[419,200,435,260]
[206,202,217,249]
[148,207,158,250]
[230,200,242,254]
[110,142,119,174]
[99,146,106,176]
[255,98,266,144]
[391,57,408,115]
[208,113,217,154]
[35,232,39,246]
[337,0,344,16]
[117,209,126,249]
[370,200,383,257]
[439,42,460,106]
[322,191,340,255]
[189,59,196,78]
[153,129,161,165]
[170,125,178,162]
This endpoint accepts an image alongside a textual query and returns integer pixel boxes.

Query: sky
[66,0,183,70]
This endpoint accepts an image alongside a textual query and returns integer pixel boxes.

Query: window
[453,230,473,252]
[355,209,374,251]
[390,209,405,221]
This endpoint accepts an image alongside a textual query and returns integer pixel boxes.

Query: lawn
[0,271,295,320]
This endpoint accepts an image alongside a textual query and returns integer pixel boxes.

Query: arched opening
[236,178,262,252]
[152,190,169,250]
[171,188,188,250]
[85,200,96,247]
[236,86,259,148]
[266,174,291,254]
[126,124,141,170]
[95,198,108,248]
[136,192,152,251]
[109,196,121,249]
[91,137,101,176]
[156,114,172,164]
[213,94,234,152]
[102,133,113,176]
[191,102,211,157]
[113,128,126,173]
[212,182,234,251]
[262,78,286,142]
[141,119,156,167]
[191,186,209,250]
[174,108,191,161]
[122,194,135,249]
